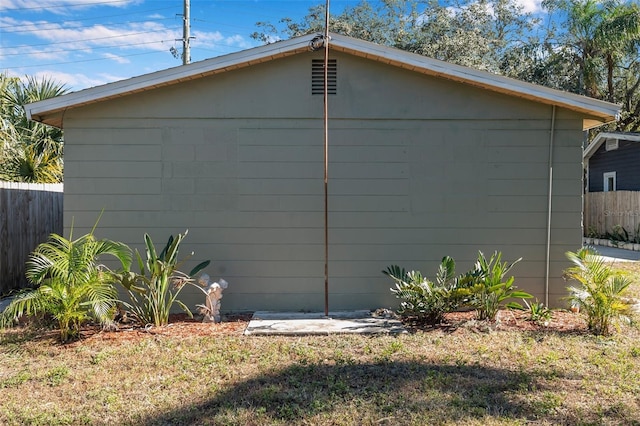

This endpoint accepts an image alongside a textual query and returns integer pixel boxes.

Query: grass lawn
[1,261,639,426]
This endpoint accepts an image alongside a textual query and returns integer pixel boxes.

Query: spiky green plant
[0,220,131,342]
[116,231,209,327]
[466,251,531,321]
[564,247,633,335]
[384,256,467,324]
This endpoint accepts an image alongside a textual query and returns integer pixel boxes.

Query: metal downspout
[323,0,330,317]
[545,106,556,306]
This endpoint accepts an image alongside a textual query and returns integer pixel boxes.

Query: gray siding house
[584,132,640,192]
[26,34,619,311]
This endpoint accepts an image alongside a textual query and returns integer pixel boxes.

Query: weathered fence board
[584,191,640,239]
[0,182,63,295]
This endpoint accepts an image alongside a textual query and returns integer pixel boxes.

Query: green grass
[0,261,638,425]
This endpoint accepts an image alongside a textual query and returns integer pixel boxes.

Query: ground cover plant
[0,259,638,425]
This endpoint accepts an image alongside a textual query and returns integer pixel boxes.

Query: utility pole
[182,0,191,65]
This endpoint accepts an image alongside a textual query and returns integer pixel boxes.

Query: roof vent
[605,139,619,151]
[312,59,337,95]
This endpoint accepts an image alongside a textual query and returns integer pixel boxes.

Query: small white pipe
[545,105,556,306]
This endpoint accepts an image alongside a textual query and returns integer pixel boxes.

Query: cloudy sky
[1,0,544,92]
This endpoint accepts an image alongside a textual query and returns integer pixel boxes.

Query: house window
[312,59,337,95]
[603,171,616,192]
[605,139,619,151]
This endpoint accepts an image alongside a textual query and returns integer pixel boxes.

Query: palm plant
[0,73,67,183]
[564,247,633,335]
[1,144,63,183]
[0,221,131,342]
[559,0,640,100]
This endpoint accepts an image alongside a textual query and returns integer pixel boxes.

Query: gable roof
[584,131,640,160]
[26,33,620,130]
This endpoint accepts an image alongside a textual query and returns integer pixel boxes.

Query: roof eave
[27,32,620,130]
[327,34,619,130]
[584,132,640,159]
[25,35,316,128]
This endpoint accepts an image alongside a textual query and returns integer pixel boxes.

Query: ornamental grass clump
[116,230,209,327]
[563,247,633,335]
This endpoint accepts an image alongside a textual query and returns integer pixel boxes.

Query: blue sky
[1,0,543,92]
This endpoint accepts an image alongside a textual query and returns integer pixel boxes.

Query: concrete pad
[590,245,640,262]
[244,310,407,336]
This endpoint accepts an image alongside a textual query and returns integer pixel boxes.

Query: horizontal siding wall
[62,51,586,311]
[64,116,582,311]
[588,141,640,192]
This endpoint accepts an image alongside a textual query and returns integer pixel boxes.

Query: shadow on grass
[139,361,552,425]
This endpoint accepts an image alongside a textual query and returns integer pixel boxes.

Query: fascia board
[584,132,640,160]
[27,32,620,130]
[329,34,620,126]
[25,35,316,127]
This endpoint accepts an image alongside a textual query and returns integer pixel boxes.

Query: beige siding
[62,50,585,311]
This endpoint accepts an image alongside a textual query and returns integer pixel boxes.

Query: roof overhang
[26,33,620,130]
[584,131,640,160]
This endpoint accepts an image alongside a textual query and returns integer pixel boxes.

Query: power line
[1,0,135,12]
[0,38,177,57]
[6,27,180,49]
[1,49,167,69]
[0,5,177,30]
[1,17,176,33]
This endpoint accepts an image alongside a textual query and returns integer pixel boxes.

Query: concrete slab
[590,245,640,262]
[244,310,407,336]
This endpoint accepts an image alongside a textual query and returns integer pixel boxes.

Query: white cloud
[1,16,182,55]
[103,52,130,64]
[0,0,142,13]
[515,0,543,14]
[192,31,253,52]
[28,69,109,90]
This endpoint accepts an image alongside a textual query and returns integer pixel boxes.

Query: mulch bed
[4,310,588,346]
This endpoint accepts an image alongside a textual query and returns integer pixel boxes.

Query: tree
[528,0,640,130]
[252,0,640,131]
[252,0,538,73]
[0,74,68,182]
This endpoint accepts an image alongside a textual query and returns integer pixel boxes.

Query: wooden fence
[584,191,640,239]
[0,181,63,295]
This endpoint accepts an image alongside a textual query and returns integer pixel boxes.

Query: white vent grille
[605,139,619,151]
[312,59,337,95]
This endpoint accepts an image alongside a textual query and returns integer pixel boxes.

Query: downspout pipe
[545,105,556,307]
[323,0,330,317]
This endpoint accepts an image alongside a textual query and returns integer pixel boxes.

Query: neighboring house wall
[62,50,585,311]
[588,140,640,192]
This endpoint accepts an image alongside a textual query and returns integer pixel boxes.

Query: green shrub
[116,230,209,327]
[563,247,633,335]
[384,256,467,324]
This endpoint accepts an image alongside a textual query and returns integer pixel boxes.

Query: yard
[1,261,639,426]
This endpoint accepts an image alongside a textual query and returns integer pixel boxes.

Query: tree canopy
[252,0,640,131]
[0,74,68,183]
